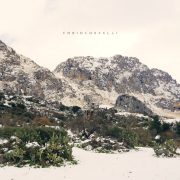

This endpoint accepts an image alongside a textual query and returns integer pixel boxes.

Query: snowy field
[0,147,180,180]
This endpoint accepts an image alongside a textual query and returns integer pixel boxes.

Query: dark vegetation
[0,127,73,167]
[66,108,180,153]
[0,91,179,166]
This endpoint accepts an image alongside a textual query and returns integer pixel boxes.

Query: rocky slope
[54,55,180,111]
[115,94,153,115]
[0,40,179,114]
[0,40,63,102]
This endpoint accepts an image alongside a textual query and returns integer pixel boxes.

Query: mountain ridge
[54,55,180,111]
[0,40,180,115]
[0,40,63,101]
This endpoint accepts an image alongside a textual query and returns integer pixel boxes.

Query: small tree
[150,115,161,134]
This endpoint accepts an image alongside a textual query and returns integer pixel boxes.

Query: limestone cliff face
[54,55,180,110]
[0,40,62,101]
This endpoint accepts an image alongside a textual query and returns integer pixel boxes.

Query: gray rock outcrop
[115,94,153,115]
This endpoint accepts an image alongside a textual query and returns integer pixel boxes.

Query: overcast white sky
[0,0,180,82]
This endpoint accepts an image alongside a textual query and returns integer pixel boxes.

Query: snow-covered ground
[164,118,180,123]
[115,112,149,118]
[0,147,180,180]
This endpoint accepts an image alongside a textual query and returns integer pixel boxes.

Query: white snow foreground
[0,147,180,180]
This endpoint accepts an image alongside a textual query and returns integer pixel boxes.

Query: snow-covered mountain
[0,40,179,114]
[54,55,180,111]
[0,40,62,102]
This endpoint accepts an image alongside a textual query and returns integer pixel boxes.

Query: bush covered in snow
[0,127,74,167]
[153,139,178,157]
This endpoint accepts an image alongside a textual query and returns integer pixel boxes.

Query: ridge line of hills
[0,40,180,117]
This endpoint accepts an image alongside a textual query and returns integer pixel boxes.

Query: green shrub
[161,122,171,132]
[40,134,72,166]
[107,126,124,139]
[150,116,161,134]
[0,92,5,101]
[175,122,180,136]
[0,127,74,167]
[107,126,139,148]
[153,139,177,157]
[4,147,25,165]
[0,127,67,144]
[133,128,153,146]
[123,130,139,148]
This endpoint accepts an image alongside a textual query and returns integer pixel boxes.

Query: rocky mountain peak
[0,40,63,101]
[54,55,180,111]
[55,55,146,74]
[0,40,7,49]
[0,40,15,55]
[112,55,139,64]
